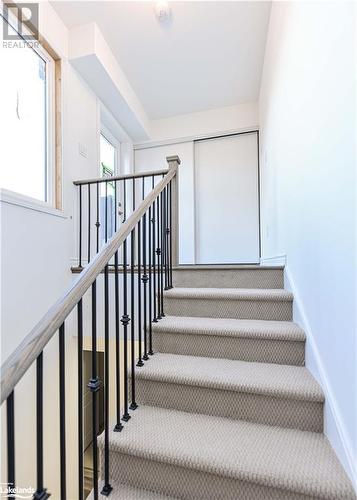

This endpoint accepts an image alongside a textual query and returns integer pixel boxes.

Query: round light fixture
[155,1,171,22]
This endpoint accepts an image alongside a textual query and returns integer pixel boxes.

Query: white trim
[0,188,67,219]
[101,126,120,150]
[260,254,287,266]
[0,8,57,207]
[100,101,131,143]
[41,46,56,206]
[284,265,357,490]
[134,126,260,150]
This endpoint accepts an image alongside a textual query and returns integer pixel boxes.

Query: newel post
[166,155,181,267]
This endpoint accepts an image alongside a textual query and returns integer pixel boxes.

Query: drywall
[259,1,356,484]
[135,102,260,264]
[194,133,260,264]
[148,101,258,142]
[68,22,150,141]
[135,142,195,264]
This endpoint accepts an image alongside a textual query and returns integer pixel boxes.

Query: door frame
[193,130,261,264]
[99,125,121,177]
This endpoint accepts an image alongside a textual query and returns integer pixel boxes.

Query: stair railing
[73,166,172,269]
[0,155,181,500]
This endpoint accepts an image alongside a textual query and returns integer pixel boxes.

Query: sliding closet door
[194,132,260,264]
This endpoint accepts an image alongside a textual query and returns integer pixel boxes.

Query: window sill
[0,188,68,219]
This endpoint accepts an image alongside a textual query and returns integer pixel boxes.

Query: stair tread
[88,480,177,499]
[135,353,323,401]
[152,315,305,341]
[107,405,354,499]
[173,265,284,270]
[164,287,293,301]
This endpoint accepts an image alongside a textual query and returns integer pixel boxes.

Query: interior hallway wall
[0,2,134,497]
[259,1,356,484]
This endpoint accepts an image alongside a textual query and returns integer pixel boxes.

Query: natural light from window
[0,21,49,202]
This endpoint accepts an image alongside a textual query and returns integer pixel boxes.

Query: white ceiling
[51,1,271,120]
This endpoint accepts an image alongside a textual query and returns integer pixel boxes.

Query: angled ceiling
[52,1,271,119]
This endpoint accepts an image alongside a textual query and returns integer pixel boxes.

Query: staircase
[96,266,355,500]
[2,156,354,500]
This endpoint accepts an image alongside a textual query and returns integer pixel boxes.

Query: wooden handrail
[73,168,169,186]
[1,157,180,404]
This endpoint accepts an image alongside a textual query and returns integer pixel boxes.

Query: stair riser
[173,269,284,289]
[132,379,323,432]
[106,451,314,500]
[163,297,293,321]
[153,332,305,366]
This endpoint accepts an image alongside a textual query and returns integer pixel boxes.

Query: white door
[194,133,260,264]
[135,142,196,264]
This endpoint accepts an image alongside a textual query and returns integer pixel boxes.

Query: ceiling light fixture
[155,1,171,22]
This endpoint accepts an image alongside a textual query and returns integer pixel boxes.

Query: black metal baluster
[87,184,91,265]
[59,323,66,500]
[136,215,144,367]
[164,186,168,291]
[165,185,170,288]
[152,177,157,323]
[101,265,112,496]
[121,179,131,420]
[96,183,100,253]
[142,203,149,361]
[121,237,131,421]
[77,300,84,500]
[113,249,123,433]
[169,180,173,288]
[130,178,138,408]
[34,352,49,500]
[7,391,15,498]
[156,194,162,320]
[114,180,117,233]
[113,180,123,432]
[160,190,165,317]
[88,281,100,500]
[123,179,127,224]
[79,185,82,268]
[148,200,153,355]
[105,182,108,243]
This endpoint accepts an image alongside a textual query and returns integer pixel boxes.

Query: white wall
[148,101,258,142]
[135,101,259,264]
[0,2,135,496]
[194,133,260,264]
[135,142,195,263]
[259,1,356,485]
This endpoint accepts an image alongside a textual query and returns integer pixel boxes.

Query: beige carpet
[163,287,293,321]
[102,405,355,500]
[152,316,305,365]
[97,267,355,499]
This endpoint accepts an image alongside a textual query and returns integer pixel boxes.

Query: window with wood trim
[0,8,61,208]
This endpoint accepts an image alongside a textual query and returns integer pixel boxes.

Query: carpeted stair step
[173,265,284,289]
[88,480,178,499]
[132,353,323,432]
[102,405,355,500]
[163,287,293,321]
[152,315,305,365]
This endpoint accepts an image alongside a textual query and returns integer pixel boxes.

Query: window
[100,133,116,195]
[0,14,56,205]
[100,132,119,241]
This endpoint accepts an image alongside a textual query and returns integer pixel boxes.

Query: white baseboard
[284,265,356,490]
[260,254,287,266]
